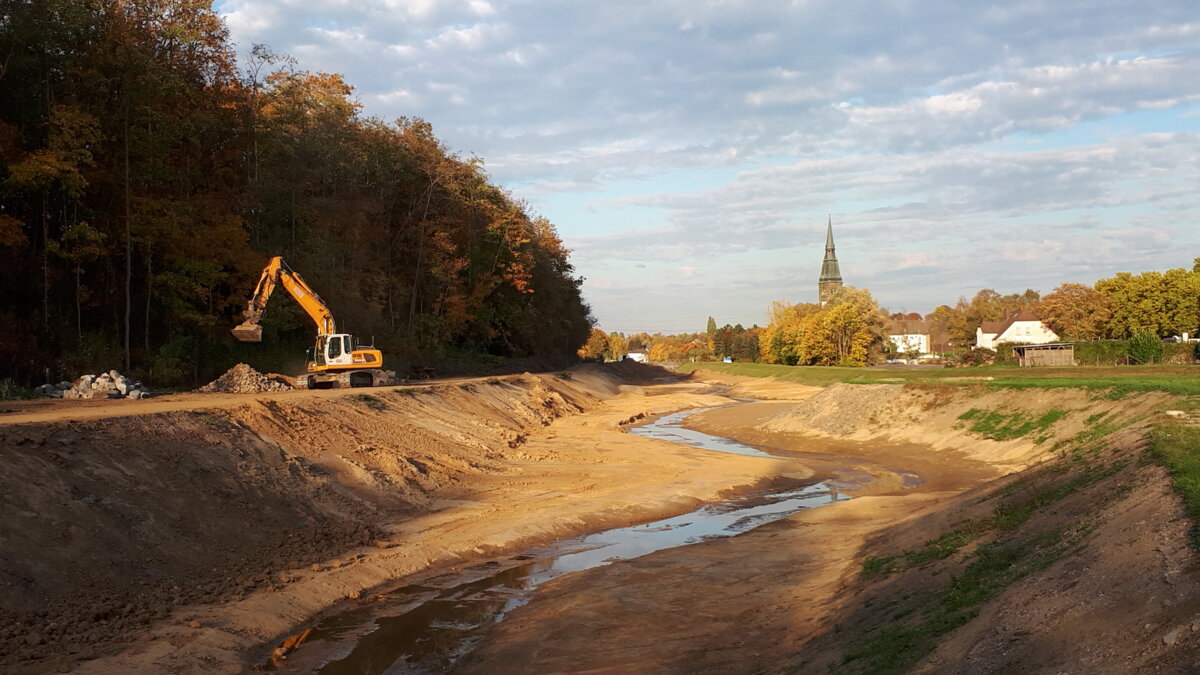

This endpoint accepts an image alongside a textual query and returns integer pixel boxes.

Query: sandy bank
[2,364,810,674]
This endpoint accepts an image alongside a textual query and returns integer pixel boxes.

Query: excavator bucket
[231,321,264,342]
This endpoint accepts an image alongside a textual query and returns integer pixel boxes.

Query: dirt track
[3,365,1196,673]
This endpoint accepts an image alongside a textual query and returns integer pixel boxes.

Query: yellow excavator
[232,256,393,389]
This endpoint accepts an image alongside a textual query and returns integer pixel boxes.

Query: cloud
[216,0,1200,328]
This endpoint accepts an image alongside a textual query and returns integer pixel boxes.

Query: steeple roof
[819,216,842,283]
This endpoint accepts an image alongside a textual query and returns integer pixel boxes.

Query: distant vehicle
[622,352,648,363]
[722,356,733,363]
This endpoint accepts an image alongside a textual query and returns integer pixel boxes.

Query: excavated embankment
[458,374,1200,674]
[0,363,669,672]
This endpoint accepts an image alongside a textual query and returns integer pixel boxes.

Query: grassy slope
[677,361,1200,673]
[677,361,1200,396]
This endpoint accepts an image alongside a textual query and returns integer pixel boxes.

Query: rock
[347,590,361,600]
[186,620,201,629]
[128,390,149,400]
[26,632,43,646]
[1164,626,1184,646]
[310,563,322,572]
[198,363,293,394]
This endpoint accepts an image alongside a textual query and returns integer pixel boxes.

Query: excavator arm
[232,256,337,342]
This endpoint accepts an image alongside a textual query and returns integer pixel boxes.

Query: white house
[887,318,932,357]
[976,310,1058,350]
[888,332,930,355]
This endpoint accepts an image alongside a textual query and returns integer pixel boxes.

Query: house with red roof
[976,310,1059,350]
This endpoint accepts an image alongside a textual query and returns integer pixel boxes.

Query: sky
[215,0,1200,333]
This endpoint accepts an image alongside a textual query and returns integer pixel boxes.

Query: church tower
[818,216,843,306]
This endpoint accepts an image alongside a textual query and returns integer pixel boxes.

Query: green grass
[676,361,1200,396]
[844,538,1069,674]
[1149,423,1200,547]
[862,460,1125,580]
[957,408,1068,441]
[351,393,388,411]
[845,457,1126,674]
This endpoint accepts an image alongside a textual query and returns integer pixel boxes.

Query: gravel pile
[198,363,293,393]
[35,370,152,399]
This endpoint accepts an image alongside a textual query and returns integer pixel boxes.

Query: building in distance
[818,216,843,306]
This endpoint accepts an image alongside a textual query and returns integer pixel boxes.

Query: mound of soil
[198,363,293,393]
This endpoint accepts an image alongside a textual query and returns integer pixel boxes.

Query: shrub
[0,378,34,400]
[948,347,996,367]
[1073,340,1130,366]
[1127,331,1165,365]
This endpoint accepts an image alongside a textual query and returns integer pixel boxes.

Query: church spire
[818,215,843,305]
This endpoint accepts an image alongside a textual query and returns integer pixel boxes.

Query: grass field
[674,361,1200,396]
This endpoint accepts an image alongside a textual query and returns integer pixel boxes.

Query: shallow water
[269,406,850,674]
[627,406,777,457]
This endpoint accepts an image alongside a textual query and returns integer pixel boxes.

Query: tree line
[0,0,592,386]
[593,259,1200,368]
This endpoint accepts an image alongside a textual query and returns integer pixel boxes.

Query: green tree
[1096,267,1200,338]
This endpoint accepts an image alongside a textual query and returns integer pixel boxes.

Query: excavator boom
[230,255,390,387]
[232,256,336,342]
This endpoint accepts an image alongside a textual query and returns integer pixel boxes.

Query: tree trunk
[144,241,152,351]
[124,115,132,373]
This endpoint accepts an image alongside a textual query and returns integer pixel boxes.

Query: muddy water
[268,406,852,674]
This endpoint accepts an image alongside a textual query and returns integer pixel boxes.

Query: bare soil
[457,372,1200,674]
[3,365,1196,674]
[1,364,799,673]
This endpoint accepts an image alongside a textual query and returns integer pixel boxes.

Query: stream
[267,404,854,674]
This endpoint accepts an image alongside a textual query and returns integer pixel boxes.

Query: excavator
[231,256,393,389]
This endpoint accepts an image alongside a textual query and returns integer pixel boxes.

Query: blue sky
[216,0,1200,333]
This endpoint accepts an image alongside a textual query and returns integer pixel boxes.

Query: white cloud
[217,0,1200,328]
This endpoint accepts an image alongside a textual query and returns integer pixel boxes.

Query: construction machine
[232,256,393,389]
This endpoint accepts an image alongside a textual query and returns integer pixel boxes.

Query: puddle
[266,405,851,674]
[272,483,848,674]
[627,406,776,457]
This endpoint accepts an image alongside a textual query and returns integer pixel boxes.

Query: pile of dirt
[198,363,293,393]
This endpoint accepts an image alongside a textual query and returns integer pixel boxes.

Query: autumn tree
[606,332,628,361]
[0,0,593,385]
[1035,283,1112,340]
[577,328,608,360]
[760,287,884,367]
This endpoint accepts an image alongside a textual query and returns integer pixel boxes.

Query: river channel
[266,404,857,673]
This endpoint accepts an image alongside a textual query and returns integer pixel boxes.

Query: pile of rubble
[198,363,293,394]
[35,370,152,399]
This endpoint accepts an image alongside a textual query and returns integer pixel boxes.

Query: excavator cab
[314,334,356,367]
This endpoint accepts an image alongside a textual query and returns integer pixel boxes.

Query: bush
[1127,331,1165,365]
[1164,342,1197,365]
[1073,340,1130,366]
[948,347,996,367]
[0,378,34,400]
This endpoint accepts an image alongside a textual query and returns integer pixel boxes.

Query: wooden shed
[1013,343,1075,367]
